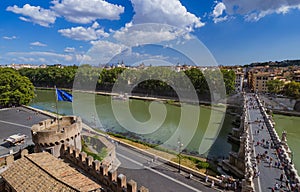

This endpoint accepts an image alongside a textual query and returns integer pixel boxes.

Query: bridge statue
[281,131,287,143]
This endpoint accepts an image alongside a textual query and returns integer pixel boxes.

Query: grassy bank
[81,138,107,161]
[106,131,218,175]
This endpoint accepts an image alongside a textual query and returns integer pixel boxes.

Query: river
[273,114,300,171]
[30,89,237,159]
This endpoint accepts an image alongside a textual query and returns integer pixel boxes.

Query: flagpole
[54,86,60,132]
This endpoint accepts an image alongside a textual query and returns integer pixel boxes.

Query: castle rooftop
[1,152,101,192]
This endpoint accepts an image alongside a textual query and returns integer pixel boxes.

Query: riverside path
[246,93,289,192]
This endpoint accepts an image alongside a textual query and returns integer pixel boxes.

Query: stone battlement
[32,116,82,157]
[60,143,149,192]
[32,116,81,144]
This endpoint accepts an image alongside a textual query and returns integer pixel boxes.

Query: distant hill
[247,59,300,67]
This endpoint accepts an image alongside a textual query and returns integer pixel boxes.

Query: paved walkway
[246,93,289,192]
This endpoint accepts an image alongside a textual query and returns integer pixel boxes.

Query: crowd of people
[246,93,298,191]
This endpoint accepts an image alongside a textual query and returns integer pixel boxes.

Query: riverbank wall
[256,95,300,186]
[272,110,300,117]
[35,87,242,108]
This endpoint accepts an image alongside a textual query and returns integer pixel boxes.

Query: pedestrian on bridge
[205,175,208,183]
[275,182,279,190]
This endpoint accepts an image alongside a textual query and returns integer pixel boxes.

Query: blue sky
[1,0,300,66]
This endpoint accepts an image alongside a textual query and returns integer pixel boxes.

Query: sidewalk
[246,93,288,192]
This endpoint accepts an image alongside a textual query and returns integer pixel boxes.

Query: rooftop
[1,152,101,192]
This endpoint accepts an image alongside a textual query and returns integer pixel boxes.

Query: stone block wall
[60,144,149,192]
[0,178,4,192]
[32,116,82,157]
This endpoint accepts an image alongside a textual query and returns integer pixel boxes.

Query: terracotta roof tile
[1,152,101,192]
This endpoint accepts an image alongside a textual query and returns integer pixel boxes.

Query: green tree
[221,69,236,95]
[19,66,78,88]
[284,81,300,98]
[0,68,35,107]
[184,68,208,93]
[266,79,284,94]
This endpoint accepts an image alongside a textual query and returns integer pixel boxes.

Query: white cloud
[109,0,202,48]
[212,2,228,23]
[130,0,204,30]
[64,47,75,53]
[113,23,189,47]
[39,58,46,63]
[213,2,226,18]
[58,22,109,41]
[75,54,92,62]
[6,4,56,27]
[3,36,17,40]
[30,41,47,47]
[7,51,73,62]
[51,0,124,24]
[88,40,128,64]
[213,16,228,23]
[222,0,300,21]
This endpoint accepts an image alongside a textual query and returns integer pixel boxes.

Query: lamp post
[177,138,183,173]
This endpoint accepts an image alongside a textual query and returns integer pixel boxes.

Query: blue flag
[56,89,73,102]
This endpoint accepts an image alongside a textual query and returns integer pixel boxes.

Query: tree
[221,69,236,95]
[266,79,284,94]
[284,81,300,98]
[0,68,35,107]
[184,68,208,93]
[19,66,78,88]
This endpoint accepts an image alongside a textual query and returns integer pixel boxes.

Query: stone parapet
[256,94,300,188]
[31,116,82,157]
[61,143,149,192]
[32,116,81,145]
[222,92,255,191]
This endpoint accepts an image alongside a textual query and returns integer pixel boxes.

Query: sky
[1,0,300,66]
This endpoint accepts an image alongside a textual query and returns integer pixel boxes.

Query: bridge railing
[256,94,300,189]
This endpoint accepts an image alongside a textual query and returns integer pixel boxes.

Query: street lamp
[177,138,183,173]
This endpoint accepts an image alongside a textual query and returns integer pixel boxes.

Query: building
[0,147,148,192]
[235,71,244,92]
[292,70,300,82]
[31,116,82,158]
[250,72,275,92]
[0,151,102,192]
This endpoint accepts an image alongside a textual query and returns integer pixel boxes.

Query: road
[115,144,218,192]
[0,107,50,156]
[246,93,288,192]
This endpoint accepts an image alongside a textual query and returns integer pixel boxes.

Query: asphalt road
[0,107,50,156]
[246,93,288,192]
[115,144,218,192]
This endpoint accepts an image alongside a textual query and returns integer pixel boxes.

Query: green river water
[273,114,300,171]
[30,89,237,159]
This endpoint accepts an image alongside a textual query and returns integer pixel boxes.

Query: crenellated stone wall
[60,143,149,192]
[31,116,82,157]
